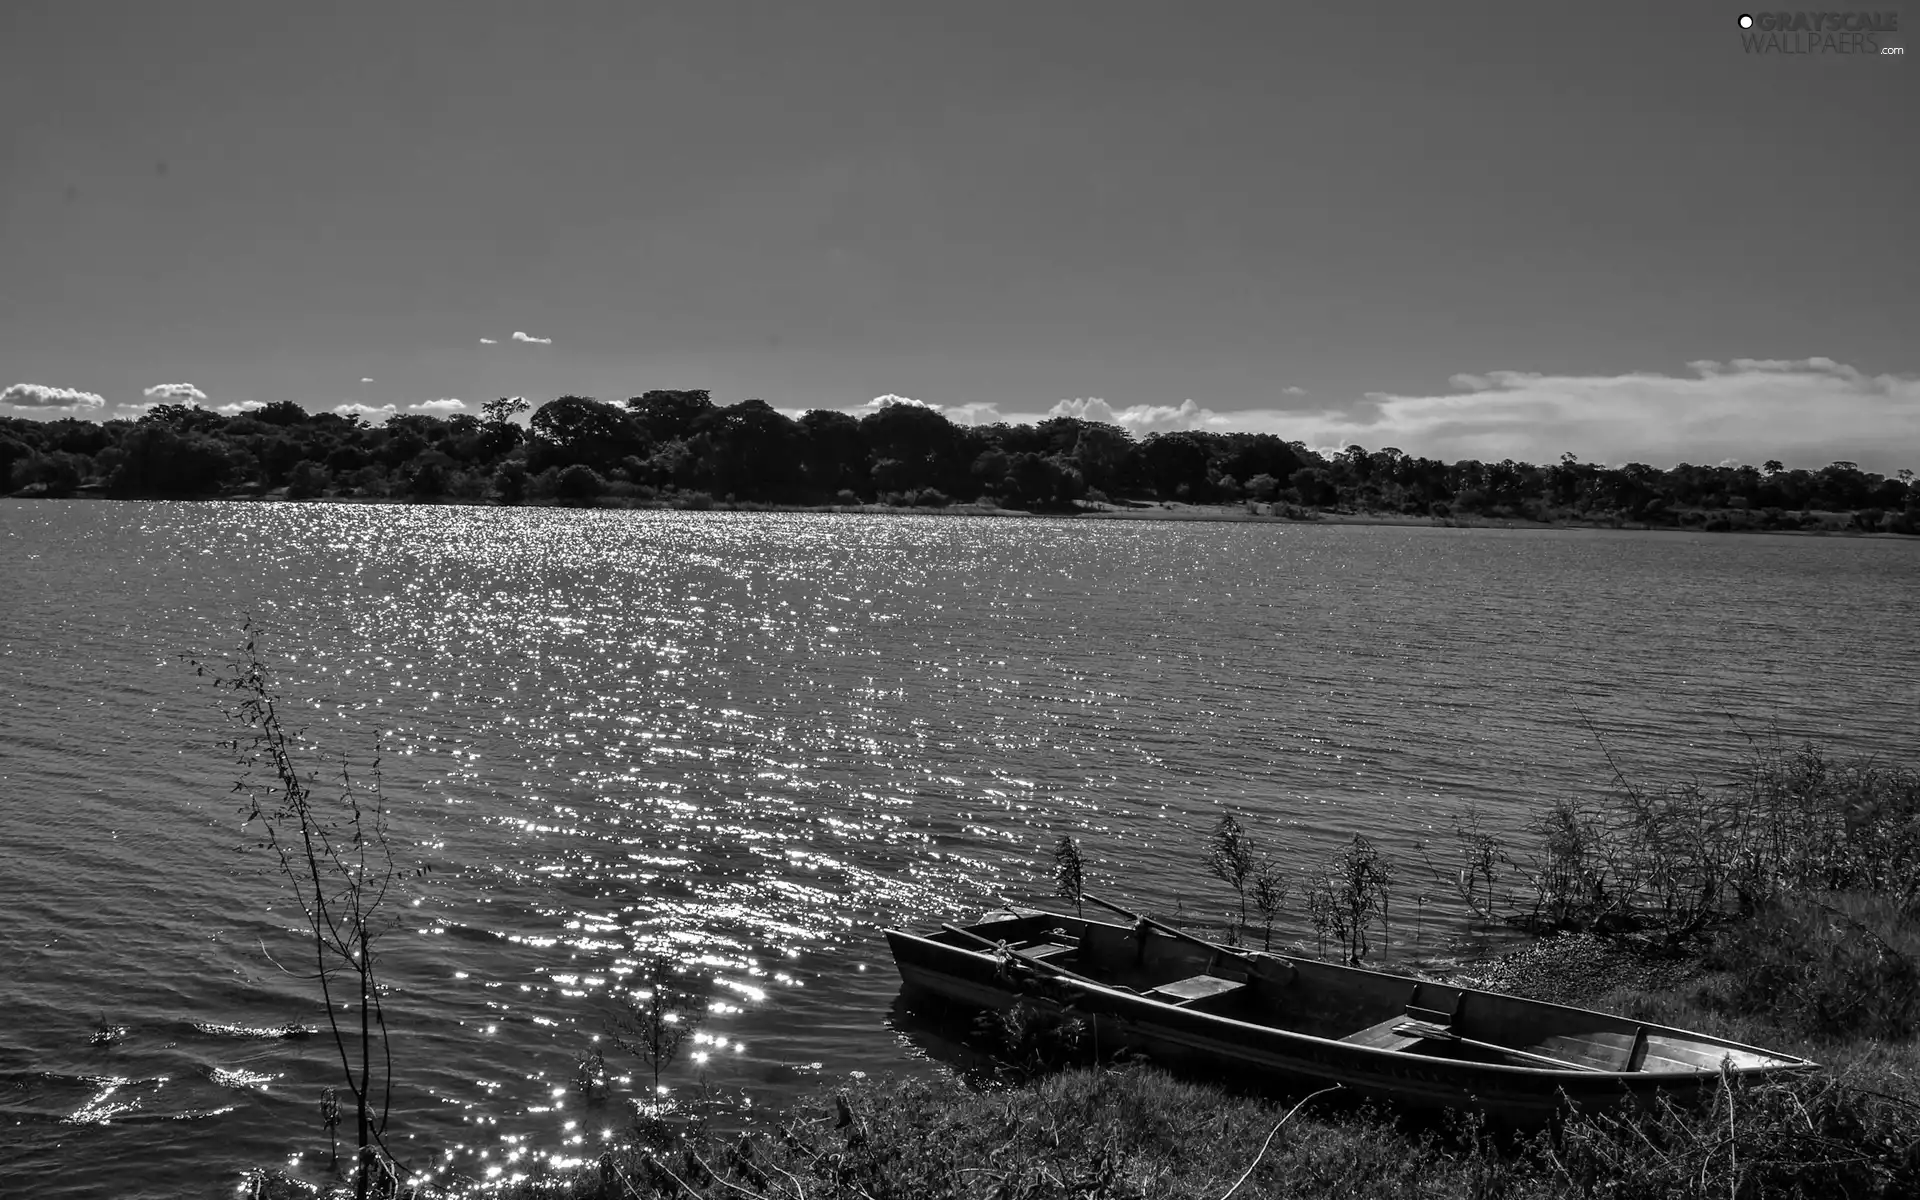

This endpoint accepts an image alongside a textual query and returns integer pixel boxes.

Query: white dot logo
[1738,13,1754,28]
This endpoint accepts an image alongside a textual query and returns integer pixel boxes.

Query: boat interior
[930,910,1808,1076]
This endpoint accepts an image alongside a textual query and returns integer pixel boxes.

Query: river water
[1,500,1914,1196]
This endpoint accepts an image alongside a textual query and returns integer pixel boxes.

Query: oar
[1390,1022,1608,1073]
[1080,890,1288,976]
[938,923,1107,989]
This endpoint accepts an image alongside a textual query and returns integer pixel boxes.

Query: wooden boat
[884,906,1816,1124]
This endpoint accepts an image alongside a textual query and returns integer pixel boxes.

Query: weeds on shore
[460,1056,1920,1200]
[190,621,415,1199]
[1168,740,1920,986]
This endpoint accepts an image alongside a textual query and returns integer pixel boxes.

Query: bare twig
[1219,1084,1342,1199]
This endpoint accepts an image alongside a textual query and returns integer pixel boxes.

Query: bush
[286,460,331,500]
[555,464,607,503]
[493,461,529,505]
[1704,893,1920,1041]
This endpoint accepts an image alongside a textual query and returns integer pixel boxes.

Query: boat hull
[886,913,1813,1125]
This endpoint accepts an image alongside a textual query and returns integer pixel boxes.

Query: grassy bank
[425,933,1920,1200]
[248,741,1920,1198]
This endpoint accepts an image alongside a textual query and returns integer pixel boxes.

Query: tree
[287,460,331,499]
[1139,431,1214,500]
[528,395,644,471]
[253,400,310,427]
[108,423,234,497]
[480,396,531,427]
[798,409,868,497]
[554,463,607,503]
[625,390,714,443]
[1290,467,1337,508]
[861,402,967,496]
[139,401,223,432]
[702,398,800,498]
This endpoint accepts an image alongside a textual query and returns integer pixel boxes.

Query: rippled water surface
[2,500,1915,1195]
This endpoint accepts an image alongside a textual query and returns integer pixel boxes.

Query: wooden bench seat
[1013,940,1079,963]
[1146,973,1246,1006]
[1340,1015,1428,1051]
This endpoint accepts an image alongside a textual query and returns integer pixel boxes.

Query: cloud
[1282,386,1308,396]
[1245,359,1920,472]
[143,382,208,403]
[409,398,468,413]
[1048,396,1230,436]
[113,402,159,417]
[861,393,937,412]
[359,377,375,384]
[2,382,106,410]
[479,338,498,345]
[216,401,266,415]
[943,402,1004,426]
[511,330,552,345]
[332,402,397,422]
[848,393,1005,426]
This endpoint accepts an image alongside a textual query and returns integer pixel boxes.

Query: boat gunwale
[884,917,1818,1081]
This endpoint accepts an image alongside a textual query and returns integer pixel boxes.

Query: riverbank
[358,925,1914,1200]
[11,489,1914,538]
[251,739,1919,1197]
[238,913,1919,1199]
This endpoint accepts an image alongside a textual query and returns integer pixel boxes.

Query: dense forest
[3,391,1915,533]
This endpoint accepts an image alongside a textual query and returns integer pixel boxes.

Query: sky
[1,1,1915,472]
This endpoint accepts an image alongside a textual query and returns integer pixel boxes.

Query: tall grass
[1515,741,1920,941]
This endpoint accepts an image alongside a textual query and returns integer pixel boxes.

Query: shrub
[1704,893,1920,1040]
[555,463,607,502]
[493,461,529,505]
[286,460,331,500]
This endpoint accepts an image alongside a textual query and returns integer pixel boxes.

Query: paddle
[938,923,1108,989]
[1391,1021,1608,1073]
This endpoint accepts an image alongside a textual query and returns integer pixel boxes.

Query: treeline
[3,391,1916,532]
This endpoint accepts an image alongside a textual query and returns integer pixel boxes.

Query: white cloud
[1281,386,1308,396]
[479,338,498,345]
[861,393,936,412]
[113,402,159,417]
[849,393,1004,426]
[332,402,397,422]
[511,330,552,345]
[943,402,1003,426]
[143,382,208,403]
[2,382,106,410]
[409,398,468,413]
[1047,396,1229,435]
[359,377,375,384]
[1246,359,1920,472]
[216,401,266,415]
